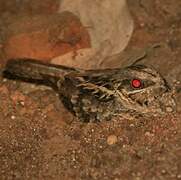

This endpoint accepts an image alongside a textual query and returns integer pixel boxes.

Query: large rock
[59,0,134,55]
[52,0,134,69]
[4,12,90,63]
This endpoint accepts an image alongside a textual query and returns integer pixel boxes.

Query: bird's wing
[67,69,120,101]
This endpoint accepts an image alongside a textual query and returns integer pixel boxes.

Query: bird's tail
[3,58,77,83]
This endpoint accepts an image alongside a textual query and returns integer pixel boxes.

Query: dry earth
[0,0,181,179]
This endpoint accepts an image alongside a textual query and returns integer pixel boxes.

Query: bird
[3,58,176,122]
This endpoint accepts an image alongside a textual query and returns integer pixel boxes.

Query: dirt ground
[0,0,181,180]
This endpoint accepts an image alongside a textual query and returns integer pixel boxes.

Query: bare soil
[0,0,181,179]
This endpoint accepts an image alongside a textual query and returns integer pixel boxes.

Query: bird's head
[113,65,176,114]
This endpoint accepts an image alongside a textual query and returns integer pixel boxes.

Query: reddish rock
[0,0,60,16]
[4,12,91,63]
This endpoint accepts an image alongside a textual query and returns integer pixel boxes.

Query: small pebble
[177,174,181,179]
[175,80,180,85]
[11,115,16,120]
[2,78,7,82]
[166,106,173,112]
[19,100,25,106]
[140,22,145,27]
[107,135,118,145]
[130,123,135,127]
[145,131,154,137]
[161,169,166,174]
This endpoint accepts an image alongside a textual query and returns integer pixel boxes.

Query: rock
[3,12,90,63]
[166,106,173,113]
[51,48,96,69]
[56,0,134,69]
[107,135,118,145]
[59,0,134,55]
[0,0,60,16]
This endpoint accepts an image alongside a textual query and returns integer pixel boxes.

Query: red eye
[131,79,142,88]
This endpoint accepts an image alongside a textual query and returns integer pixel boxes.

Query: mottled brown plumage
[3,58,176,122]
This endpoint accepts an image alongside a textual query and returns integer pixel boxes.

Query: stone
[107,135,118,145]
[4,12,90,63]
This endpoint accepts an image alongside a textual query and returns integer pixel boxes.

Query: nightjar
[3,58,176,122]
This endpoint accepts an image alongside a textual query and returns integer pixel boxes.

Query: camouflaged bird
[4,58,176,122]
